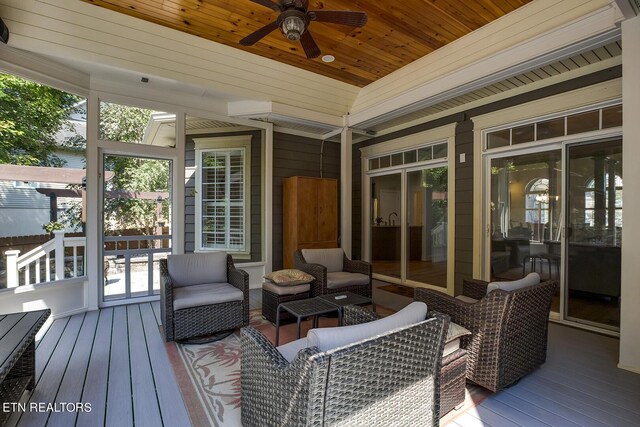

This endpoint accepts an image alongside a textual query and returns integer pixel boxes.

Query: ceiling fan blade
[249,0,282,12]
[300,31,321,59]
[240,21,280,46]
[309,10,368,27]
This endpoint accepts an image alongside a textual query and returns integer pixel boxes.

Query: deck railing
[5,230,86,287]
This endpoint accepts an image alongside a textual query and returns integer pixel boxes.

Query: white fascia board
[228,100,344,130]
[90,77,229,116]
[0,44,89,96]
[348,4,622,128]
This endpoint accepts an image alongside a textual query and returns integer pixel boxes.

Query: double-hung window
[195,136,251,254]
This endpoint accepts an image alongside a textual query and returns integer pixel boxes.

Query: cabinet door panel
[317,179,337,242]
[297,178,318,243]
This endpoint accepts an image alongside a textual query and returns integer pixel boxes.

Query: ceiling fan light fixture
[281,15,305,41]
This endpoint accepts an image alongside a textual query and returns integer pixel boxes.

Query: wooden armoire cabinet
[283,176,338,268]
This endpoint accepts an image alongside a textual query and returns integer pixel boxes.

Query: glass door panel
[102,155,172,302]
[566,140,622,329]
[406,167,448,287]
[489,150,562,312]
[371,174,402,279]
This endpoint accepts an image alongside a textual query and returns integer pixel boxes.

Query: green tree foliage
[0,73,82,166]
[100,103,170,235]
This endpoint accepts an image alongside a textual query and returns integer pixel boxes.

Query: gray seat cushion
[173,282,243,311]
[167,252,227,287]
[486,272,540,294]
[326,271,369,289]
[306,301,428,353]
[262,281,310,296]
[301,248,344,273]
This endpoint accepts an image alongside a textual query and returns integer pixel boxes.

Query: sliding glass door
[370,165,448,288]
[566,139,622,329]
[488,149,562,313]
[370,173,402,279]
[486,139,622,330]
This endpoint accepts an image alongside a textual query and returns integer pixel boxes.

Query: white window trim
[194,135,252,257]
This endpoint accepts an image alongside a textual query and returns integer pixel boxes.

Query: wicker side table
[440,348,467,416]
[261,282,311,324]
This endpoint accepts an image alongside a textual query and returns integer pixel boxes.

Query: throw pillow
[264,269,314,286]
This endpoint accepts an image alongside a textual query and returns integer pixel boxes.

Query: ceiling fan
[240,0,368,59]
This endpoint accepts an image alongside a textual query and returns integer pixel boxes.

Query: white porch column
[620,14,640,374]
[340,128,353,258]
[85,92,100,310]
[53,230,65,281]
[5,250,20,288]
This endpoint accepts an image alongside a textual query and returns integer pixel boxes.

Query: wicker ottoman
[261,282,311,324]
[440,348,467,416]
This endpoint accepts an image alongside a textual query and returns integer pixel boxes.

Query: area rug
[167,309,490,427]
[378,283,415,298]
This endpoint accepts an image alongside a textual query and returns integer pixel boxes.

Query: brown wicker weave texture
[415,279,557,392]
[160,255,249,342]
[294,250,372,298]
[342,305,466,416]
[240,306,447,427]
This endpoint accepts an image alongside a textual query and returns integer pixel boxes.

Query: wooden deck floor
[5,292,640,427]
[7,302,191,427]
[446,323,640,427]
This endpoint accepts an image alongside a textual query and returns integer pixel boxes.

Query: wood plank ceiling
[80,0,532,87]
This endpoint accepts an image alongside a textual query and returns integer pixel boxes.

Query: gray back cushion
[487,272,540,294]
[307,301,428,352]
[301,248,344,273]
[167,252,227,287]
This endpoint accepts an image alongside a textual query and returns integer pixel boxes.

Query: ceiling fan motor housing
[277,9,309,41]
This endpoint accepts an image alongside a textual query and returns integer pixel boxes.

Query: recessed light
[322,55,335,63]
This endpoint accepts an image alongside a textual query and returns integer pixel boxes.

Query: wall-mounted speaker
[1,18,9,44]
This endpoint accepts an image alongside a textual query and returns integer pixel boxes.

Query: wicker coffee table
[275,298,340,345]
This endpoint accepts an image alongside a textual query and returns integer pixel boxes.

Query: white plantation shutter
[200,148,246,251]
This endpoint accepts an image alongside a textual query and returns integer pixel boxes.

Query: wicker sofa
[415,276,557,392]
[294,248,372,297]
[160,252,249,342]
[241,303,448,427]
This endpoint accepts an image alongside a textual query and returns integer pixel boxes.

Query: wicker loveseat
[294,248,372,297]
[160,252,249,342]
[241,303,448,427]
[415,275,557,392]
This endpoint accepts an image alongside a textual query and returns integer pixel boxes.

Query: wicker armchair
[160,252,249,342]
[294,248,372,297]
[240,305,447,427]
[415,279,557,392]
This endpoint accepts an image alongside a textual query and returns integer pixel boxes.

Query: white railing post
[5,250,20,288]
[54,230,65,281]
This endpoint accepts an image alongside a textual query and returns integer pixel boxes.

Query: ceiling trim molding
[613,0,639,18]
[348,4,622,128]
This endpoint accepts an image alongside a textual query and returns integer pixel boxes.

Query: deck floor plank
[517,375,640,426]
[127,304,163,427]
[139,303,192,427]
[105,306,133,427]
[151,300,161,326]
[502,385,611,427]
[76,308,113,427]
[46,310,99,427]
[16,313,85,427]
[490,392,583,427]
[33,316,69,380]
